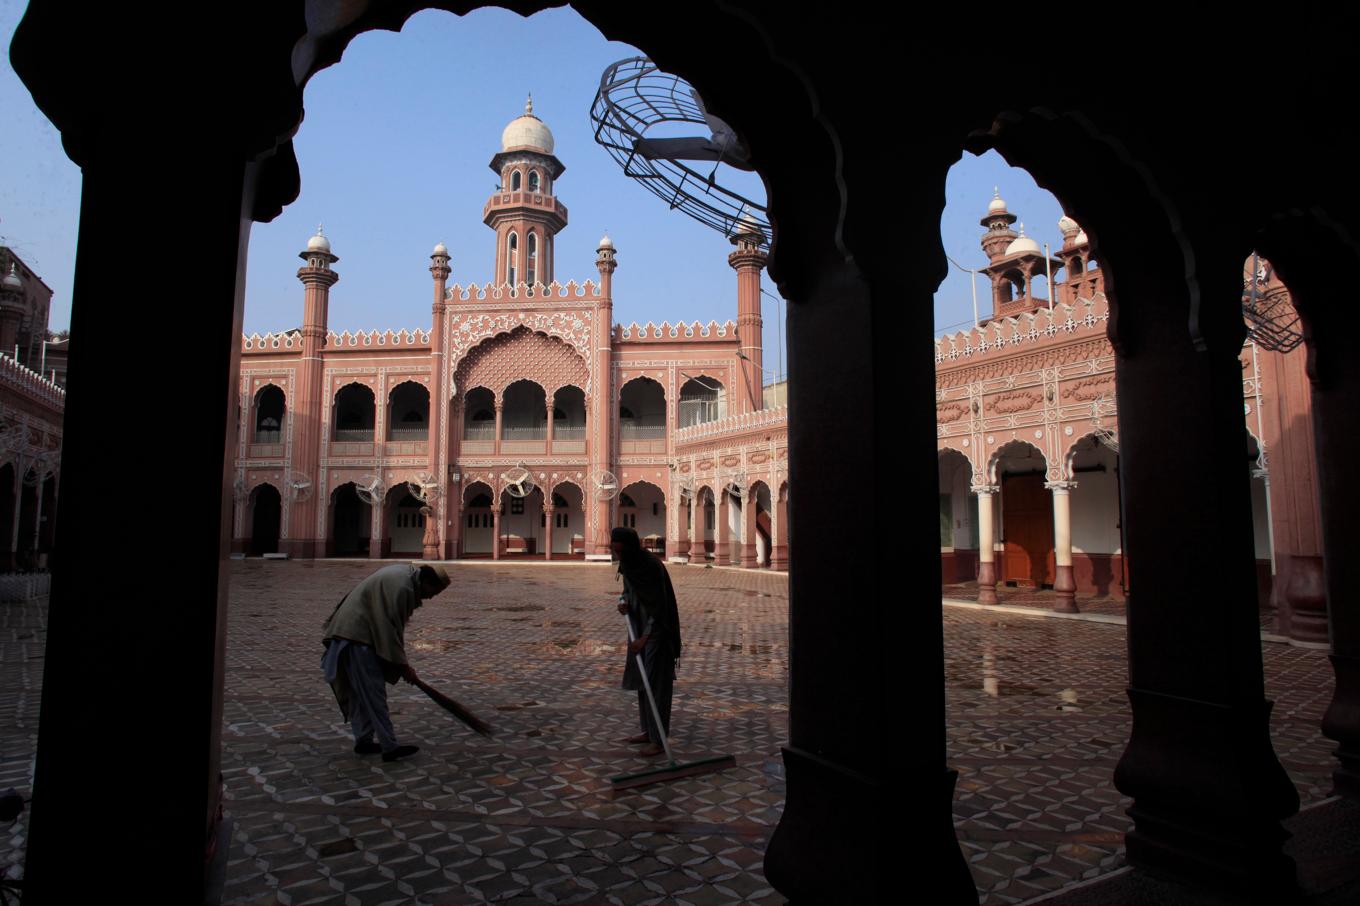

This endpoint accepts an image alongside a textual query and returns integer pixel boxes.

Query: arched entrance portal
[938,449,977,584]
[462,483,494,556]
[386,485,425,556]
[992,441,1053,589]
[248,484,281,555]
[619,481,665,554]
[328,482,371,557]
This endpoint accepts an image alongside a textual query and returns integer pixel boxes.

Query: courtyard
[0,560,1343,904]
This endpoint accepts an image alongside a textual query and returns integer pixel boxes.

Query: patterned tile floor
[0,562,1339,905]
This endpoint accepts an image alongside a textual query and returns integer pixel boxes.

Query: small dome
[1074,230,1089,246]
[1058,215,1080,236]
[433,241,449,256]
[736,212,763,236]
[988,187,1007,214]
[598,233,614,250]
[1,263,20,291]
[501,94,555,153]
[1005,224,1041,256]
[307,225,331,254]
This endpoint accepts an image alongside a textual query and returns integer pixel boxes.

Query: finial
[525,93,533,116]
[1018,221,1026,236]
[316,223,324,236]
[993,186,1000,198]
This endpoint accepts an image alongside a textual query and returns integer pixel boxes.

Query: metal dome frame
[590,56,770,249]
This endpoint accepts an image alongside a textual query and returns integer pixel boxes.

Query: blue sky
[2,3,1071,355]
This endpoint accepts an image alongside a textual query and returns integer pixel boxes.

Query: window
[510,497,524,515]
[528,170,540,192]
[526,232,537,286]
[507,232,518,286]
[556,512,568,528]
[511,170,522,191]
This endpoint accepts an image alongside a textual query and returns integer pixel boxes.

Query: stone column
[1047,480,1079,613]
[420,505,439,561]
[9,464,24,567]
[545,397,555,447]
[450,490,463,560]
[427,244,450,561]
[973,485,999,604]
[716,489,732,565]
[492,502,502,561]
[1110,246,1297,893]
[741,488,758,568]
[728,220,768,414]
[368,492,385,560]
[493,399,503,457]
[589,238,617,557]
[288,229,337,559]
[772,487,789,570]
[676,494,691,561]
[544,502,554,561]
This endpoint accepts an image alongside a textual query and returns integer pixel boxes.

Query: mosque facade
[231,104,1319,641]
[232,100,789,570]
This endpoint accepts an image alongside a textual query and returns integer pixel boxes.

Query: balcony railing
[464,423,496,440]
[388,426,429,441]
[620,424,666,440]
[252,430,282,444]
[553,425,585,440]
[501,425,546,440]
[333,427,375,442]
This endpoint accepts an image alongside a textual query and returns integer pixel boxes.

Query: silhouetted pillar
[544,503,554,561]
[772,488,788,570]
[1111,248,1298,893]
[1048,480,1078,613]
[974,485,999,604]
[717,489,732,565]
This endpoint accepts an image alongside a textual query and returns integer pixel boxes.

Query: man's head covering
[417,563,452,592]
[611,526,642,556]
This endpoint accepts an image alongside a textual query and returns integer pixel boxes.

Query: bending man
[611,526,682,757]
[321,562,451,762]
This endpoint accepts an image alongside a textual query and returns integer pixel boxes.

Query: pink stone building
[0,248,64,571]
[233,101,789,568]
[934,193,1321,642]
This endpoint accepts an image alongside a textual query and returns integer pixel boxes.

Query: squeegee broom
[610,613,735,791]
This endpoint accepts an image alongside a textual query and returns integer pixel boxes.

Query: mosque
[232,99,789,570]
[232,100,1322,644]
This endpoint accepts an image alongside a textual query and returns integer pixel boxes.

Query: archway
[387,381,430,441]
[461,483,494,555]
[619,377,666,450]
[499,484,545,556]
[385,484,425,556]
[990,440,1052,589]
[502,379,547,443]
[678,377,725,427]
[620,481,666,554]
[550,481,584,556]
[252,384,285,443]
[938,448,976,585]
[328,482,371,557]
[749,480,772,567]
[247,484,281,555]
[463,387,496,441]
[694,485,717,561]
[333,383,376,442]
[1065,434,1124,599]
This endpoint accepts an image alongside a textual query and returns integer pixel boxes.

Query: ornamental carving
[1062,376,1115,402]
[454,326,590,399]
[749,452,770,464]
[698,459,715,470]
[448,310,591,373]
[720,455,741,467]
[937,402,968,424]
[990,390,1042,414]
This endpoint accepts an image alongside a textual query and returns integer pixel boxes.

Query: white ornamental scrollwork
[447,311,591,372]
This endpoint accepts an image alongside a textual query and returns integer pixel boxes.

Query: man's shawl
[615,528,682,662]
[322,564,423,682]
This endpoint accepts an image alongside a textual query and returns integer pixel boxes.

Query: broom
[610,612,735,791]
[409,677,495,737]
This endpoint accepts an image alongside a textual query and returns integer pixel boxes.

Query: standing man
[611,526,682,757]
[321,562,452,762]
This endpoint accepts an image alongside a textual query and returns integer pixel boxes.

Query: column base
[1324,653,1360,800]
[977,560,999,605]
[740,543,757,569]
[771,545,788,571]
[763,746,975,903]
[1054,564,1079,613]
[1279,555,1329,646]
[1115,688,1299,895]
[280,539,319,559]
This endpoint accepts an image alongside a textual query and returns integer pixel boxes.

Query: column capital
[970,484,999,496]
[1044,480,1078,492]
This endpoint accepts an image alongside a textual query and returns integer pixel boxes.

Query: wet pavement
[0,561,1340,904]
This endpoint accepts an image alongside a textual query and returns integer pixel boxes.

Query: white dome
[598,233,614,250]
[736,212,763,236]
[501,95,554,153]
[1005,235,1042,256]
[433,241,449,256]
[988,187,1007,214]
[1075,230,1089,246]
[307,226,331,254]
[1058,215,1080,236]
[1,264,20,291]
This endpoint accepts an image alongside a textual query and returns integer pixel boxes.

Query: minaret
[588,234,617,557]
[484,95,568,291]
[289,225,338,558]
[427,241,451,560]
[980,188,1018,261]
[728,214,769,413]
[1055,215,1096,304]
[0,263,24,356]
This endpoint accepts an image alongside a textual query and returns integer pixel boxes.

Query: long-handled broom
[410,677,495,737]
[610,613,735,791]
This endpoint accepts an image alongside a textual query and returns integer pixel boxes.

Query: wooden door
[1001,474,1055,586]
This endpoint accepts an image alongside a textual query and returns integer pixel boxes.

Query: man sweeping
[321,562,451,762]
[611,526,682,757]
